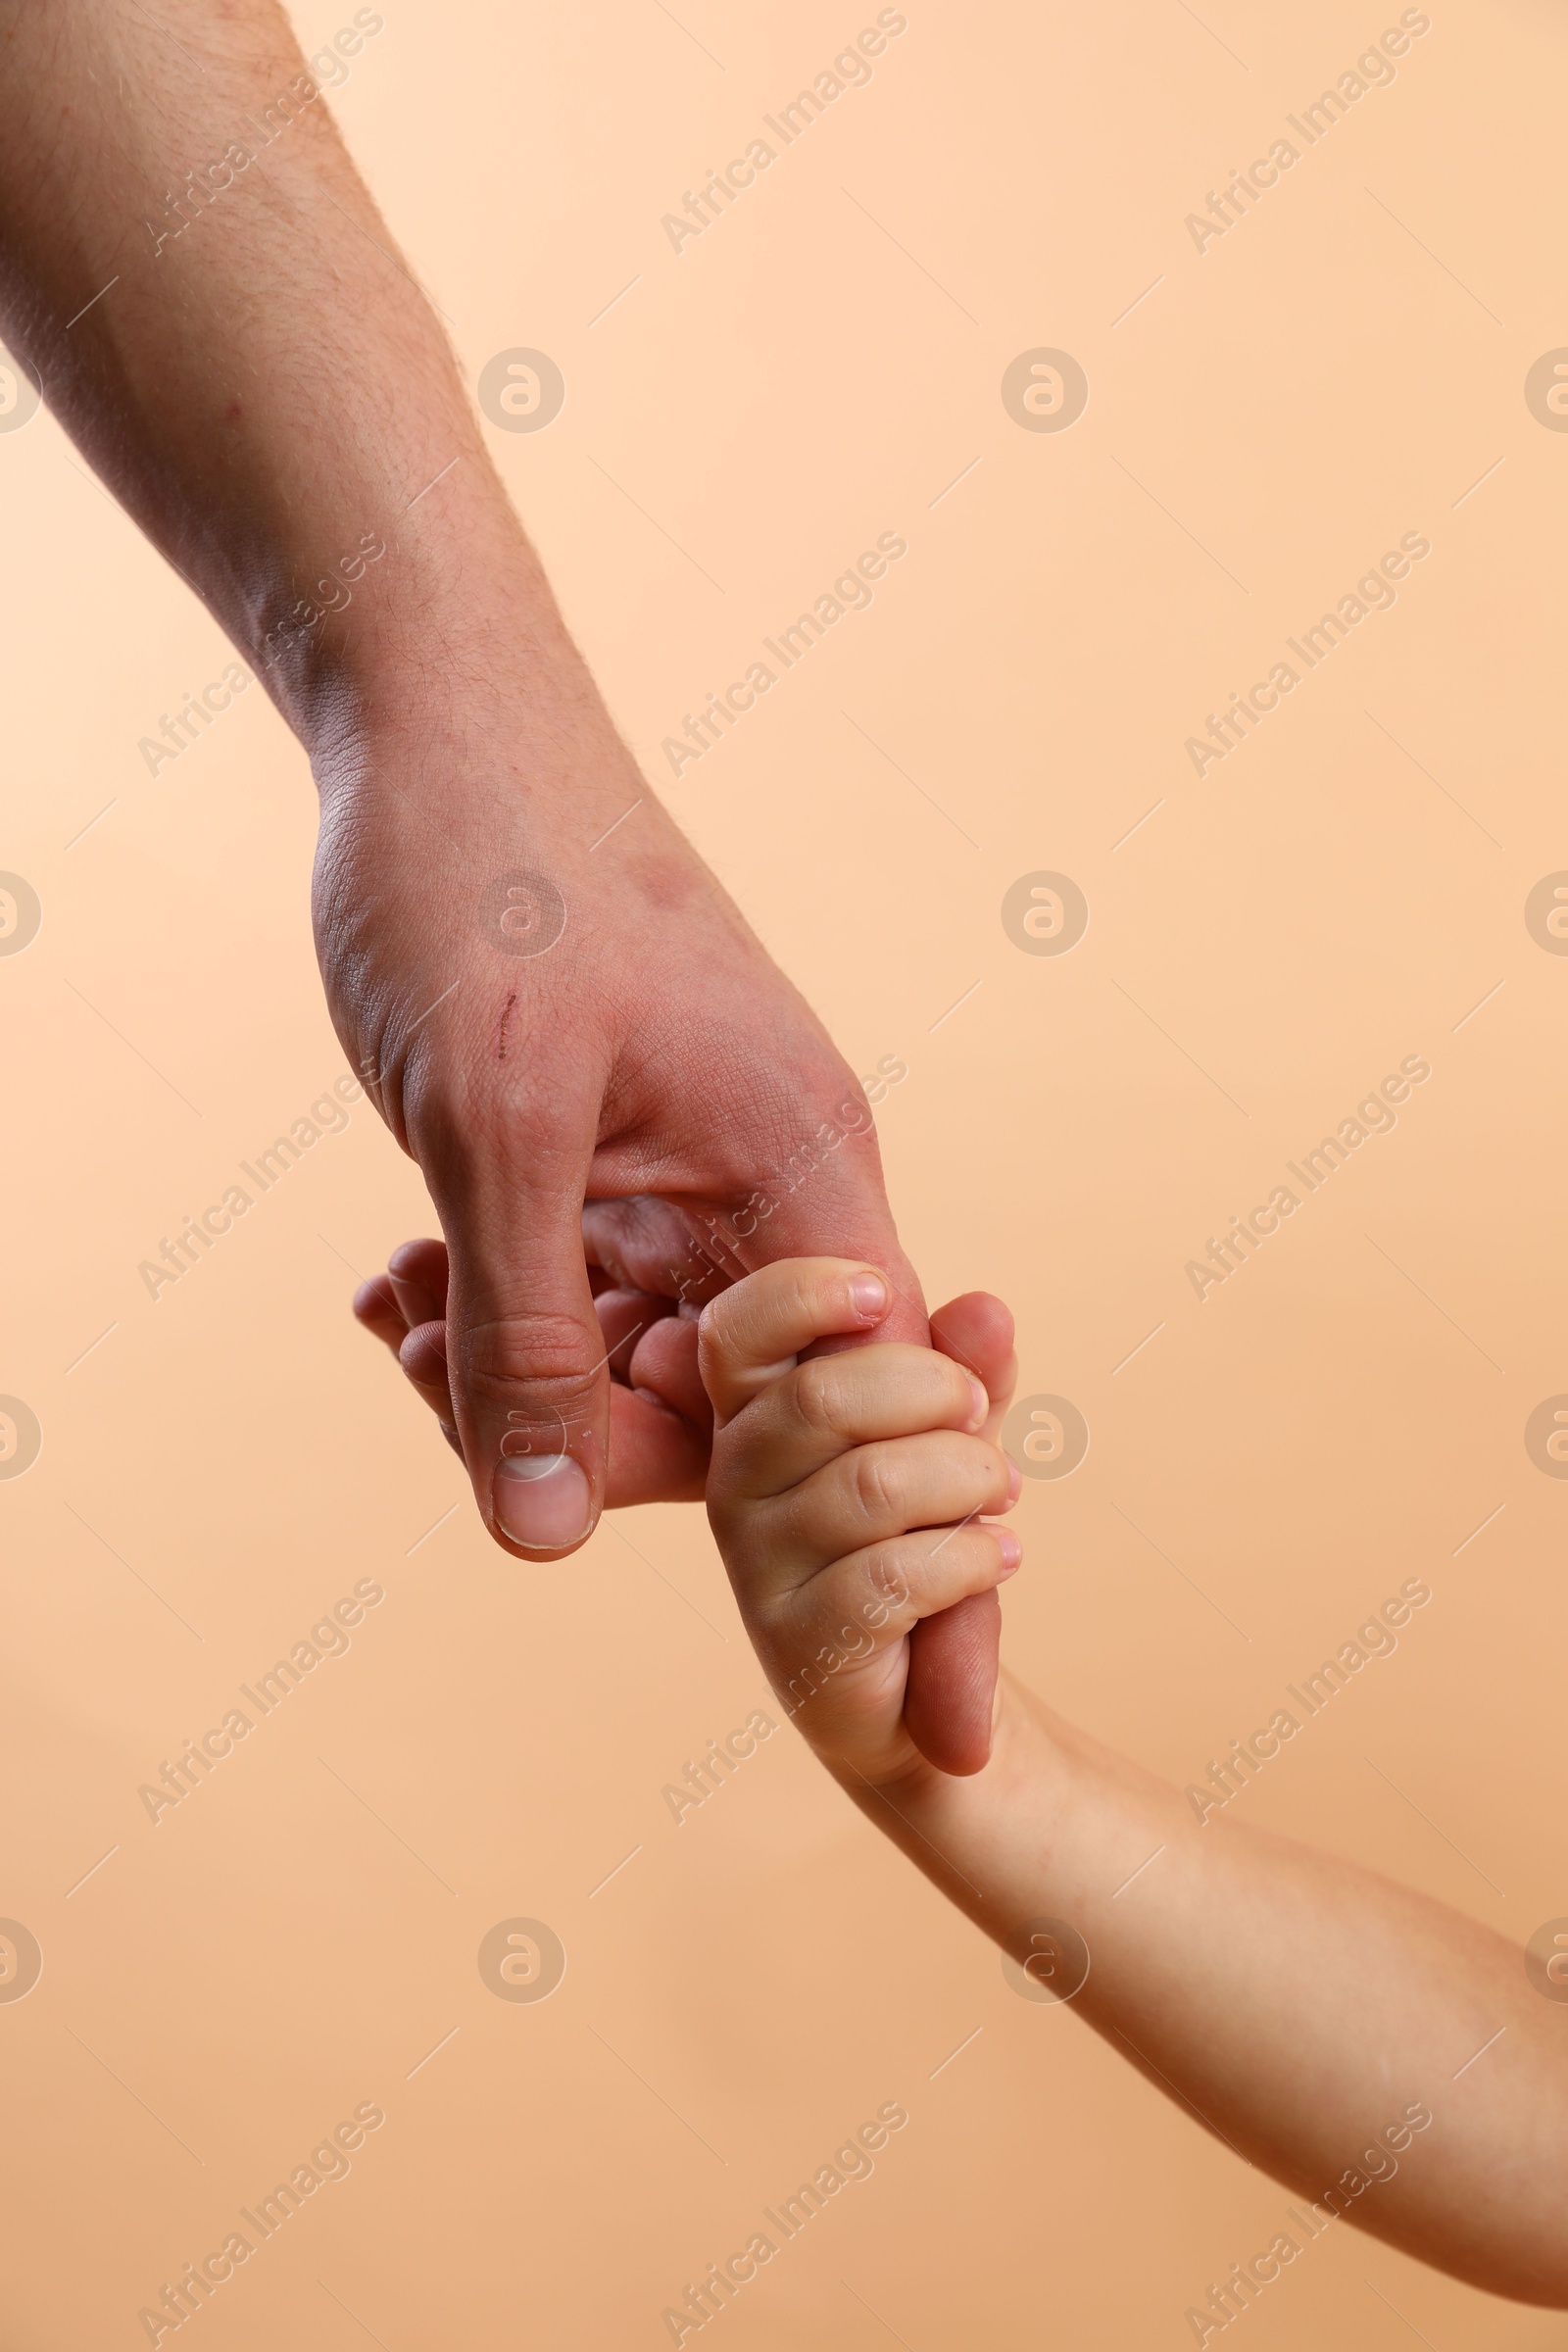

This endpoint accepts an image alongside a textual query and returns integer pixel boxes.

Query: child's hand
[701,1259,1021,1788]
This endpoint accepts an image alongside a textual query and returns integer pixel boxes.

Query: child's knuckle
[866,1540,918,1611]
[850,1446,898,1524]
[793,1359,848,1438]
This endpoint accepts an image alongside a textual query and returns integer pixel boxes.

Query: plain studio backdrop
[2,0,1565,2344]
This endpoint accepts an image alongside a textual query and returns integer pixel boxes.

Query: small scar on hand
[497,989,517,1061]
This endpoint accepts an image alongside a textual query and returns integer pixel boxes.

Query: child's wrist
[830,1666,1043,1806]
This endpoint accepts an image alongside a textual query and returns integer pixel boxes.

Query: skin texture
[702,1258,1568,2309]
[0,0,995,1760]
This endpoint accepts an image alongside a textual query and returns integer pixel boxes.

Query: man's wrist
[255,472,557,763]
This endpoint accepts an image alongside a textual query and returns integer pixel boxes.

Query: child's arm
[700,1259,1568,2309]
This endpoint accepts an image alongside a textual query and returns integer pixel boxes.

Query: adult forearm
[0,0,561,758]
[850,1677,1568,2304]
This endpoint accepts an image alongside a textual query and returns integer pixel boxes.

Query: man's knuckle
[462,1312,602,1407]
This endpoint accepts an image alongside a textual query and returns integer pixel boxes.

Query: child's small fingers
[761,1430,1015,1579]
[723,1344,985,1496]
[778,1523,1020,1687]
[699,1258,892,1422]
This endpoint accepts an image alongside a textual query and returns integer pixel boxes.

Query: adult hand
[0,0,1002,1765]
[317,676,932,1561]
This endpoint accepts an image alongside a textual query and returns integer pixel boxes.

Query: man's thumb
[436,1121,609,1559]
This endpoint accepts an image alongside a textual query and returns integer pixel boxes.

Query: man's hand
[0,0,1006,1754]
[317,696,932,1556]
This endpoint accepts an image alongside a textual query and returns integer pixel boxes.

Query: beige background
[3,0,1566,2342]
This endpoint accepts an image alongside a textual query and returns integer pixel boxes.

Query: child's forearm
[840,1673,1568,2306]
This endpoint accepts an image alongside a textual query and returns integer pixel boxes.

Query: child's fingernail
[1005,1460,1022,1504]
[996,1530,1022,1573]
[493,1453,593,1549]
[965,1376,989,1430]
[850,1271,889,1321]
